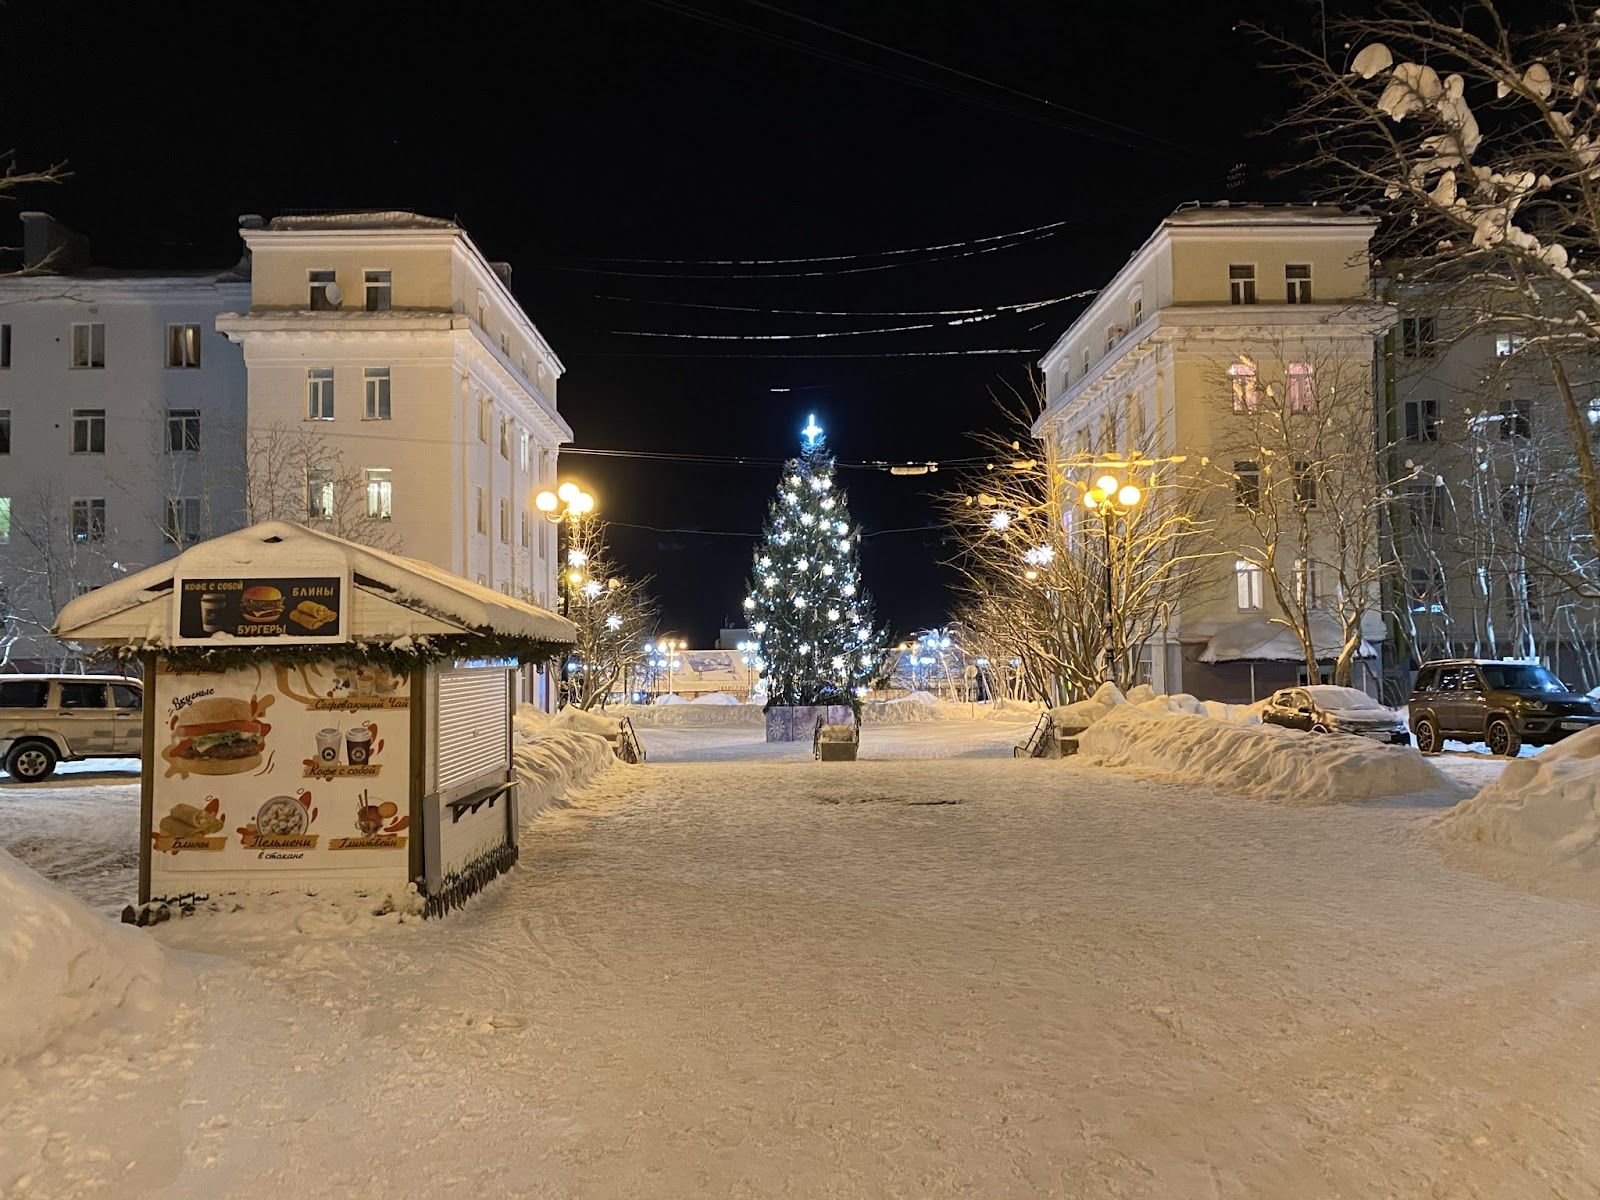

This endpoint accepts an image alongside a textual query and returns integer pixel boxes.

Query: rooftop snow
[265,211,459,232]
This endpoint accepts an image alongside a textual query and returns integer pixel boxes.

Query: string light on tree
[745,414,883,709]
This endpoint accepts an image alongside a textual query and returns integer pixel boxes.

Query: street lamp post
[534,480,596,706]
[1082,472,1142,688]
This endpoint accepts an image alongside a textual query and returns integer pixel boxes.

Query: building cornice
[0,275,251,300]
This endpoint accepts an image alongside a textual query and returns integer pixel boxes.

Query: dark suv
[1407,660,1600,756]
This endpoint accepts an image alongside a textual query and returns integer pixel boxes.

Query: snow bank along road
[6,723,1600,1197]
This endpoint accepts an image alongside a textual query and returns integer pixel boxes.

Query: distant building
[0,213,250,669]
[1033,202,1392,702]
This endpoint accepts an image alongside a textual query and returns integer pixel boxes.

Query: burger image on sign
[163,696,271,776]
[240,585,285,624]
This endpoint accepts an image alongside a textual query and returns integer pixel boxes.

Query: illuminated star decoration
[801,413,824,448]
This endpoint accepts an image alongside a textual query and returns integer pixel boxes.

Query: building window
[518,430,531,473]
[1500,483,1528,526]
[499,417,511,460]
[309,269,338,310]
[70,322,105,368]
[1404,397,1439,442]
[1,323,11,368]
[1130,294,1143,327]
[1495,334,1524,357]
[165,408,200,453]
[476,487,488,534]
[1293,460,1317,508]
[365,468,392,520]
[164,497,201,544]
[499,497,510,543]
[1409,566,1446,614]
[1295,558,1322,607]
[363,367,392,420]
[1285,264,1312,304]
[0,496,9,543]
[70,497,106,542]
[306,469,335,520]
[1228,358,1258,412]
[499,331,509,356]
[1081,350,1090,377]
[520,509,531,548]
[1400,315,1438,358]
[1406,481,1443,530]
[71,409,106,454]
[0,408,9,454]
[1234,460,1261,510]
[1235,560,1265,611]
[307,368,335,419]
[1105,326,1119,353]
[1287,362,1316,412]
[1588,398,1600,429]
[166,323,201,368]
[364,269,392,312]
[1228,264,1256,305]
[478,398,491,442]
[1499,398,1532,439]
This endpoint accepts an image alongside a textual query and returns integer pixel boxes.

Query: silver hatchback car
[0,675,144,782]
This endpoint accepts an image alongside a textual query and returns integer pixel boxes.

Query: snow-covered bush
[0,850,180,1063]
[1077,705,1446,802]
[1436,725,1600,869]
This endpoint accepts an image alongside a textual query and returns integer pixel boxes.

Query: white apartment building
[1033,203,1392,702]
[216,212,571,612]
[0,214,250,669]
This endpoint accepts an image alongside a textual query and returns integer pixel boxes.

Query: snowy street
[6,719,1600,1197]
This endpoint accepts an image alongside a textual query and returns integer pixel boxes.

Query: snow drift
[1077,704,1446,803]
[1053,683,1262,731]
[1436,725,1600,869]
[513,707,618,817]
[0,849,178,1063]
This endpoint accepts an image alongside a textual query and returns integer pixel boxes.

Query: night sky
[3,0,1316,644]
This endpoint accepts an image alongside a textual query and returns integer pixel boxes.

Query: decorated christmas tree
[744,415,881,709]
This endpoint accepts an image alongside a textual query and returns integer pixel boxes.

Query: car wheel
[1311,723,1330,734]
[1414,717,1441,755]
[4,740,58,782]
[1487,718,1522,758]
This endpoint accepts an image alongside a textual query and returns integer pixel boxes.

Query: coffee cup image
[346,723,375,765]
[199,592,228,634]
[315,727,341,764]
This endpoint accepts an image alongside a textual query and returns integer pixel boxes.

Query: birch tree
[560,519,659,710]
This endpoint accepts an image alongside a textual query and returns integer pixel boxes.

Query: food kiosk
[52,522,575,920]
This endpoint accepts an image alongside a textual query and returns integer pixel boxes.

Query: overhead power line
[595,289,1096,319]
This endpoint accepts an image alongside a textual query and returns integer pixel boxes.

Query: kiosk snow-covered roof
[55,522,575,659]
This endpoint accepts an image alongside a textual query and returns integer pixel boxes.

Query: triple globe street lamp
[1082,472,1142,688]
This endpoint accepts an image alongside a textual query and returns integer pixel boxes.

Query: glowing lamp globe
[535,491,558,513]
[573,492,595,514]
[1118,484,1142,506]
[1083,488,1103,509]
[556,482,579,503]
[1095,474,1119,495]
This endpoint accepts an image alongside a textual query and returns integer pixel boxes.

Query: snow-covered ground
[6,715,1600,1196]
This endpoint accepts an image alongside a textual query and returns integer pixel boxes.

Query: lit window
[1234,460,1261,510]
[71,409,106,453]
[164,497,201,544]
[1587,398,1600,429]
[1404,397,1439,442]
[70,322,105,368]
[1495,334,1524,357]
[306,469,334,520]
[364,269,391,312]
[0,496,10,543]
[1409,566,1446,614]
[165,409,200,453]
[1235,560,1264,610]
[307,368,335,420]
[364,367,392,420]
[309,269,338,310]
[166,323,201,368]
[1228,358,1258,412]
[518,430,530,473]
[1228,264,1256,305]
[1287,362,1316,412]
[70,498,106,542]
[365,468,392,520]
[1285,264,1312,304]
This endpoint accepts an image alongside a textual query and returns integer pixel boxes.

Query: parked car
[1407,660,1600,757]
[1261,685,1410,744]
[0,675,144,782]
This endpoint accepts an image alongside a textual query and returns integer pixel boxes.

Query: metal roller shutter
[435,667,509,792]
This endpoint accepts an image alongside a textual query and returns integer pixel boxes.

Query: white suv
[0,675,144,782]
